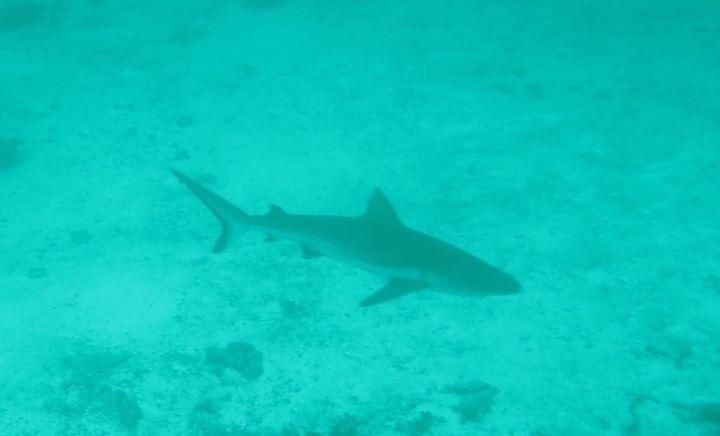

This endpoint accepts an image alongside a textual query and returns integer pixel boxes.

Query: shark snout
[496,274,522,294]
[473,269,522,295]
[440,269,522,297]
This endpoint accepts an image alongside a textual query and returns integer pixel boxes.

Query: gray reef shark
[173,170,521,306]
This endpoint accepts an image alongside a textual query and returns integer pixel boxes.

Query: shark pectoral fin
[301,245,322,259]
[359,279,426,307]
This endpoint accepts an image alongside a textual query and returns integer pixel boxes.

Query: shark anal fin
[360,279,426,307]
[301,245,322,259]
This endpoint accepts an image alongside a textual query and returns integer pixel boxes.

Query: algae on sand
[206,342,264,380]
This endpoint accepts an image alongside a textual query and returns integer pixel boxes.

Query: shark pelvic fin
[359,278,426,307]
[301,245,322,259]
[363,188,402,226]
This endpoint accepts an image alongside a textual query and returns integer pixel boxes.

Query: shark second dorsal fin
[267,205,285,216]
[363,188,402,226]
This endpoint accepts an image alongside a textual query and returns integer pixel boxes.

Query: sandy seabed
[1,0,720,434]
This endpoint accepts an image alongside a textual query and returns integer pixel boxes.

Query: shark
[172,170,521,306]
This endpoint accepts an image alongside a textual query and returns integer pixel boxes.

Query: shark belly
[258,223,423,282]
[327,250,423,282]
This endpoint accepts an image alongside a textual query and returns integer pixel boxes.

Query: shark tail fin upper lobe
[172,169,249,253]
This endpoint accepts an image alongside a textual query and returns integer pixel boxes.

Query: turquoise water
[2,0,720,434]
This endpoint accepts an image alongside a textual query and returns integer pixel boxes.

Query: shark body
[173,170,521,306]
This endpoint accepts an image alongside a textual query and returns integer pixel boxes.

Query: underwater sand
[1,0,720,434]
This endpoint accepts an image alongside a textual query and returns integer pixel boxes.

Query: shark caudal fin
[172,169,250,253]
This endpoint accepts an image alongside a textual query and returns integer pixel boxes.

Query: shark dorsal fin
[362,188,402,226]
[267,205,285,216]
